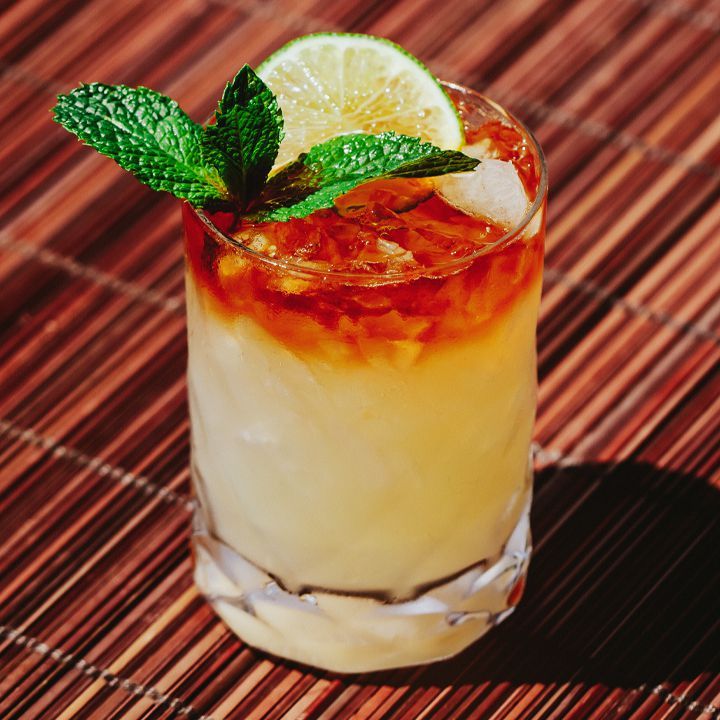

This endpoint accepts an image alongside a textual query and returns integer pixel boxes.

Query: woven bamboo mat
[1,0,719,717]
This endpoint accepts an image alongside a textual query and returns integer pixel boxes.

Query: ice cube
[435,159,529,228]
[376,238,415,264]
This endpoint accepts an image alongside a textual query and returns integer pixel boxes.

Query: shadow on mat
[277,461,719,688]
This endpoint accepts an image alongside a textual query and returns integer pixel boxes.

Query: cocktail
[54,33,546,673]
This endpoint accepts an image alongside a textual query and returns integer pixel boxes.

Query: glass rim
[190,81,548,283]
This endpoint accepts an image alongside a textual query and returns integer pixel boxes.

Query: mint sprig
[251,132,478,221]
[52,67,478,222]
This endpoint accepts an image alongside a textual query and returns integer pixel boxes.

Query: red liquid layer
[184,121,545,364]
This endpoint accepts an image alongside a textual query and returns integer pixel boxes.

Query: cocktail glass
[183,84,547,672]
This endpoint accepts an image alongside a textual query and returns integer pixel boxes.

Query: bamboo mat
[1,0,719,717]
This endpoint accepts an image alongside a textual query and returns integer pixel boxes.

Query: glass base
[192,491,532,673]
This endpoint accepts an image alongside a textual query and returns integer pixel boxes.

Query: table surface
[1,0,719,718]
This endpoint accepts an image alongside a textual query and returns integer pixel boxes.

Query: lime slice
[258,33,465,168]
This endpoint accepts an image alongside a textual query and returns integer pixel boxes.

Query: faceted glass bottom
[191,470,532,673]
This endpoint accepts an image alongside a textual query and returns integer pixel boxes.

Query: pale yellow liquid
[187,270,541,599]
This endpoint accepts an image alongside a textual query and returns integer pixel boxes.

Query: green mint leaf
[250,132,479,222]
[52,83,226,205]
[201,65,284,205]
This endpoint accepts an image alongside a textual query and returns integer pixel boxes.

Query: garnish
[52,65,478,222]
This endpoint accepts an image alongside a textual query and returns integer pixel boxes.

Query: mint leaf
[52,83,226,205]
[250,132,479,222]
[201,65,283,205]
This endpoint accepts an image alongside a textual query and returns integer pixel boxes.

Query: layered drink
[50,29,547,675]
[186,85,547,672]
